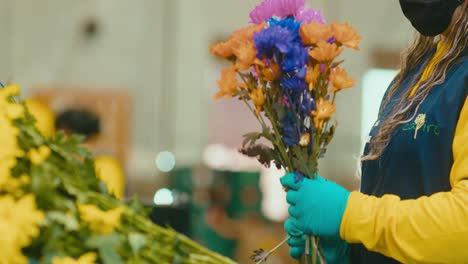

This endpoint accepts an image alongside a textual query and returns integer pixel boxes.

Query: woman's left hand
[280,173,351,238]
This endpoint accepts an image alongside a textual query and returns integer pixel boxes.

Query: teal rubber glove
[285,218,350,263]
[280,173,351,237]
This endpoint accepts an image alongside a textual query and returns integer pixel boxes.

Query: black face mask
[399,0,463,36]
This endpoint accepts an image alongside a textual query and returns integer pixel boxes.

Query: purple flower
[249,0,324,24]
[295,6,326,24]
[282,95,291,108]
[320,64,326,74]
[250,0,306,24]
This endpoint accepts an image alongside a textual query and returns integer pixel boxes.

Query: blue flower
[254,25,296,59]
[282,45,308,72]
[282,115,300,147]
[301,97,316,113]
[254,17,309,75]
[268,17,302,40]
[294,171,305,183]
[281,76,307,91]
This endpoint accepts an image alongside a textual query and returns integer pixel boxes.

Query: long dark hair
[362,1,468,161]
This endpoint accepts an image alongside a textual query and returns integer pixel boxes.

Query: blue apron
[351,51,467,264]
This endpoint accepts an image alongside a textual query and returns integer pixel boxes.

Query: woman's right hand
[285,219,350,263]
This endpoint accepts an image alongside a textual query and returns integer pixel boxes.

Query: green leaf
[239,144,278,168]
[128,233,147,255]
[47,211,80,231]
[272,102,286,121]
[30,166,60,210]
[127,196,152,215]
[241,132,262,148]
[87,233,124,264]
[290,146,315,178]
[330,60,345,68]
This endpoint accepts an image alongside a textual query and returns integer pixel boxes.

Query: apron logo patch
[414,114,426,139]
[402,113,440,138]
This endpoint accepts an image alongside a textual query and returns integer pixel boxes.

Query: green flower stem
[263,105,294,171]
[238,73,293,171]
[87,193,235,264]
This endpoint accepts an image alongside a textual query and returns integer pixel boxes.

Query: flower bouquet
[210,0,361,263]
[0,83,235,264]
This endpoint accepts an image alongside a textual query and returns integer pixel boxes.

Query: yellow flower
[0,84,20,101]
[0,194,44,264]
[309,41,343,62]
[5,104,24,120]
[311,98,336,130]
[52,252,98,264]
[78,203,125,234]
[214,67,242,99]
[300,21,332,46]
[306,64,321,91]
[299,134,311,147]
[0,243,28,264]
[29,145,51,165]
[0,157,17,190]
[331,22,362,50]
[329,67,355,93]
[5,84,20,95]
[0,87,23,161]
[25,99,56,138]
[94,156,125,199]
[249,87,265,115]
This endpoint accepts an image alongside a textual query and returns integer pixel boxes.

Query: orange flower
[210,23,264,59]
[329,67,355,93]
[232,23,265,40]
[233,40,257,71]
[214,67,241,99]
[309,41,343,62]
[311,98,336,130]
[306,64,321,91]
[261,62,281,81]
[210,42,234,58]
[300,21,332,46]
[331,22,362,50]
[249,87,265,115]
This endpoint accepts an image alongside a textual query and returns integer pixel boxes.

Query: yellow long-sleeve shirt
[341,100,468,263]
[341,43,468,263]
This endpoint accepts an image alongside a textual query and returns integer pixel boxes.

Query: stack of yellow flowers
[0,84,235,264]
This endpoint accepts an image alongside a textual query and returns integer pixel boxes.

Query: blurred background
[0,0,413,262]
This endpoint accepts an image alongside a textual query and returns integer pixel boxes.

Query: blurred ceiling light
[202,144,230,168]
[203,144,261,171]
[153,188,174,206]
[155,151,176,172]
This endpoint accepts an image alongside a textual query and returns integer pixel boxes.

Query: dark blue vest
[351,51,468,264]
